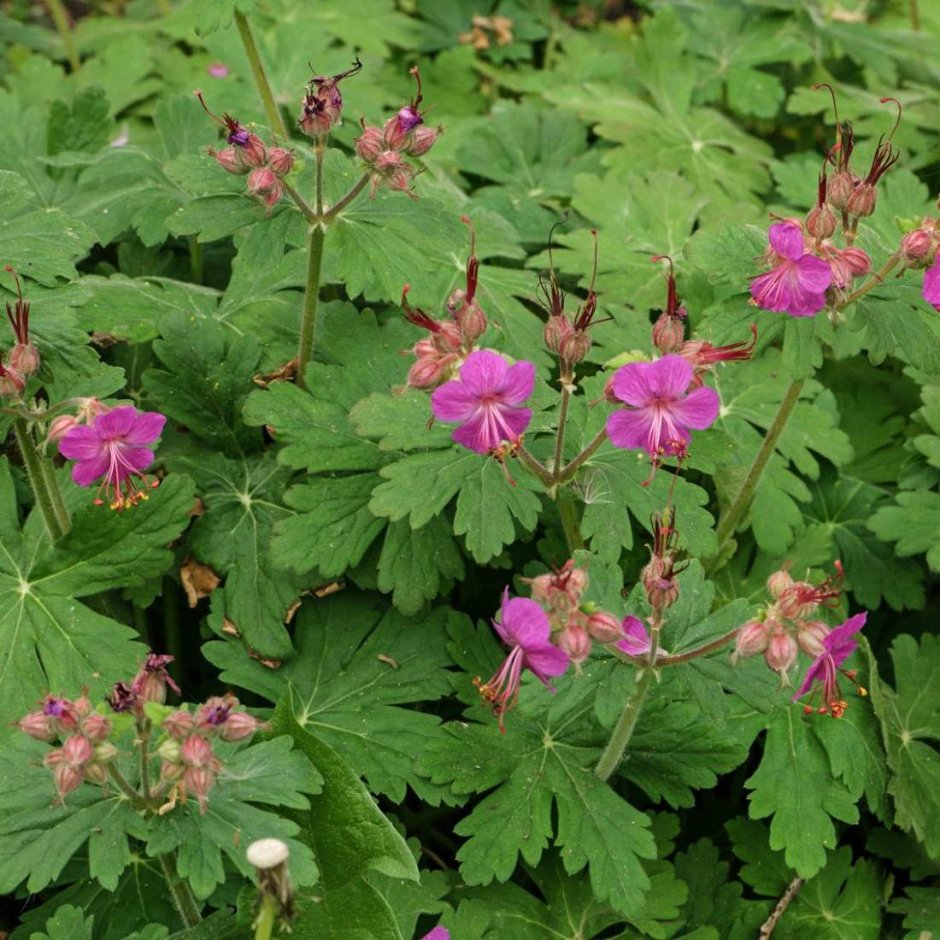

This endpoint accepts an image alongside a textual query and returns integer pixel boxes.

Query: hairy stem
[557,492,585,554]
[594,667,655,781]
[707,380,803,571]
[841,253,901,307]
[234,10,287,139]
[324,173,370,219]
[253,894,277,940]
[108,765,149,811]
[759,876,804,938]
[159,851,203,928]
[139,722,153,803]
[296,224,326,389]
[281,179,315,222]
[606,627,739,669]
[516,445,553,487]
[315,136,326,216]
[558,426,607,484]
[14,419,67,541]
[552,382,571,479]
[38,448,71,536]
[44,0,80,72]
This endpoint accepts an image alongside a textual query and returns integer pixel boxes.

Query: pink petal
[824,612,866,666]
[122,411,166,446]
[670,386,720,431]
[792,656,826,700]
[431,380,480,423]
[796,254,833,294]
[497,360,536,405]
[923,261,940,308]
[646,355,694,400]
[121,446,157,474]
[606,407,657,453]
[524,644,570,683]
[617,616,651,656]
[456,349,509,395]
[500,596,552,648]
[71,454,109,487]
[768,222,804,261]
[58,425,104,461]
[611,361,655,407]
[93,405,140,438]
[452,403,531,453]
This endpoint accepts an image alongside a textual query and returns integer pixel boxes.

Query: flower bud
[383,108,422,151]
[158,737,182,764]
[777,583,816,620]
[766,568,794,599]
[50,762,85,800]
[406,352,458,389]
[208,146,245,174]
[901,229,934,267]
[53,733,94,768]
[266,147,295,177]
[82,712,112,744]
[455,300,488,344]
[47,414,78,443]
[42,695,82,735]
[9,342,40,377]
[764,629,798,679]
[235,133,267,170]
[0,363,25,398]
[845,181,876,218]
[732,619,770,662]
[356,124,385,163]
[406,124,441,157]
[841,247,871,277]
[131,653,180,705]
[652,310,685,354]
[543,314,571,353]
[558,329,591,368]
[217,710,265,742]
[806,202,837,240]
[642,556,679,610]
[18,710,55,741]
[558,625,591,665]
[92,741,119,764]
[83,761,109,785]
[181,733,216,768]
[247,166,284,210]
[827,171,858,210]
[586,611,625,644]
[183,765,217,814]
[797,619,830,657]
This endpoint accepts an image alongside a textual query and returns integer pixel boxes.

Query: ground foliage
[0,0,938,937]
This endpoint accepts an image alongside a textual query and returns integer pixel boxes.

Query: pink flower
[750,222,833,317]
[476,589,569,731]
[923,259,940,311]
[431,349,535,454]
[792,612,866,718]
[421,929,450,940]
[605,355,719,457]
[59,405,165,510]
[616,616,669,661]
[208,62,229,78]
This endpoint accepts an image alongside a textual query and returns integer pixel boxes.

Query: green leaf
[868,491,940,572]
[725,818,792,897]
[269,701,419,937]
[47,86,111,156]
[171,453,302,660]
[867,634,940,858]
[27,904,94,940]
[746,708,859,879]
[851,284,940,373]
[777,847,882,940]
[204,593,455,802]
[888,887,940,940]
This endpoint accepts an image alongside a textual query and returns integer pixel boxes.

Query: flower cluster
[57,403,165,510]
[402,218,487,389]
[19,690,116,804]
[731,562,867,715]
[297,58,361,136]
[197,91,295,212]
[157,693,266,813]
[476,561,659,729]
[0,267,39,399]
[356,67,442,199]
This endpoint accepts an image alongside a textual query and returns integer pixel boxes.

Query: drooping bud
[266,147,295,177]
[407,124,441,157]
[298,58,362,137]
[18,709,55,741]
[217,710,266,742]
[208,146,245,174]
[766,567,795,599]
[764,627,798,680]
[732,619,770,663]
[46,414,79,443]
[247,166,284,211]
[558,625,591,665]
[585,611,625,644]
[901,228,935,268]
[797,619,831,657]
[356,121,385,163]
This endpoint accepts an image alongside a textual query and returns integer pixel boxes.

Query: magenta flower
[605,355,720,457]
[431,349,535,454]
[923,259,940,311]
[476,589,570,731]
[616,616,670,661]
[59,405,165,510]
[421,929,450,940]
[792,612,866,718]
[750,221,833,317]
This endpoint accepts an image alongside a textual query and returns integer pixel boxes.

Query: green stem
[38,448,71,535]
[594,667,655,782]
[552,381,571,480]
[159,851,203,928]
[188,236,203,284]
[707,380,803,571]
[108,765,149,811]
[315,137,325,216]
[557,426,607,484]
[44,0,80,72]
[253,895,277,940]
[282,179,314,222]
[841,253,900,307]
[139,722,153,803]
[557,492,585,554]
[910,0,921,30]
[324,173,370,219]
[233,10,287,139]
[516,444,553,487]
[296,224,326,389]
[14,419,67,541]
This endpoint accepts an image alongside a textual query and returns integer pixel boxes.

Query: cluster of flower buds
[157,694,266,813]
[899,214,940,311]
[650,256,756,383]
[402,217,486,388]
[540,225,607,378]
[356,67,441,199]
[297,58,361,136]
[0,267,40,398]
[732,562,845,682]
[19,691,116,803]
[197,92,295,212]
[640,509,687,613]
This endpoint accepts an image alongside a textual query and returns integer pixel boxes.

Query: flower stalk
[44,0,80,73]
[159,850,203,928]
[593,667,655,782]
[296,224,326,388]
[253,895,277,940]
[233,10,287,139]
[14,418,68,541]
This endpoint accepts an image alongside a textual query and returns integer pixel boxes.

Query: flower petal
[122,411,166,446]
[645,355,694,400]
[497,360,536,405]
[606,407,656,453]
[611,360,655,406]
[58,426,104,462]
[456,349,508,395]
[824,611,866,666]
[792,655,827,701]
[617,616,651,656]
[796,254,833,294]
[499,596,552,648]
[768,222,805,261]
[93,405,139,438]
[923,261,940,309]
[670,386,720,431]
[71,454,109,487]
[121,446,157,474]
[524,644,570,684]
[431,380,482,423]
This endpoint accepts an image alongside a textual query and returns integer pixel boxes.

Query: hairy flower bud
[266,147,295,177]
[827,171,857,211]
[558,625,591,665]
[47,414,78,443]
[40,695,82,735]
[0,362,25,397]
[586,611,625,644]
[841,247,871,277]
[806,202,837,240]
[766,568,795,599]
[901,229,935,268]
[157,738,182,764]
[131,653,180,706]
[642,556,679,611]
[652,309,686,354]
[183,766,217,814]
[208,146,245,174]
[18,709,55,741]
[247,166,284,210]
[9,342,40,377]
[181,733,216,768]
[543,314,571,353]
[406,124,441,157]
[764,628,798,680]
[732,619,770,663]
[298,59,362,137]
[82,712,112,744]
[356,123,385,163]
[406,352,458,389]
[558,329,591,368]
[797,619,831,657]
[217,710,265,742]
[845,181,876,218]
